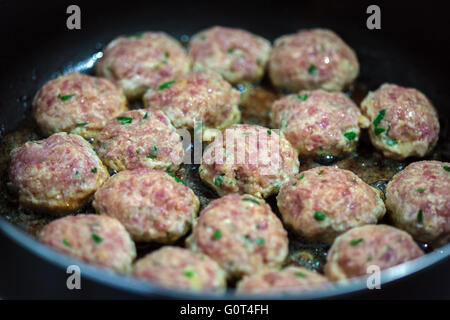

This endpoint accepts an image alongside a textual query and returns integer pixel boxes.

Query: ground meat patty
[324,224,424,281]
[268,29,359,92]
[199,124,299,198]
[189,26,271,84]
[143,70,240,132]
[93,168,199,243]
[8,133,109,214]
[361,83,440,159]
[96,32,190,99]
[277,166,386,244]
[386,161,450,247]
[236,266,328,294]
[133,246,226,292]
[40,214,136,273]
[95,109,184,172]
[33,72,128,139]
[186,194,289,278]
[271,90,369,157]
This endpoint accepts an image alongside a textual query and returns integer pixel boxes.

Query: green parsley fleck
[165,169,187,186]
[146,154,155,159]
[143,112,148,120]
[314,211,326,221]
[308,64,318,75]
[255,238,265,245]
[267,130,272,135]
[183,269,195,278]
[227,48,235,54]
[91,233,103,244]
[126,32,143,38]
[374,127,386,135]
[76,122,88,127]
[158,80,176,90]
[91,167,97,174]
[242,198,260,205]
[385,138,398,146]
[417,210,423,224]
[350,238,364,246]
[298,174,305,180]
[295,272,307,279]
[62,238,70,247]
[297,93,308,101]
[213,173,225,187]
[117,116,133,125]
[213,230,222,240]
[444,166,450,172]
[343,131,356,141]
[58,93,75,101]
[416,188,425,193]
[373,109,386,127]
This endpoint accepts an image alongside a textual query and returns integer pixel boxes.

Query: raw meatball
[95,109,184,172]
[96,32,190,99]
[386,160,450,247]
[271,90,369,157]
[268,29,359,92]
[324,224,424,281]
[277,166,386,244]
[361,83,440,159]
[143,70,240,133]
[8,133,109,214]
[93,168,199,243]
[186,194,289,278]
[133,246,226,292]
[189,26,271,84]
[199,124,299,198]
[236,266,328,294]
[32,72,128,139]
[40,214,136,273]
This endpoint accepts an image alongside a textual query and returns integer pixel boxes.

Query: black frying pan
[0,0,449,299]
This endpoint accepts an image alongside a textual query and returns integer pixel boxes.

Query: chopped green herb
[298,174,305,180]
[33,141,42,145]
[255,238,265,245]
[165,169,187,186]
[146,154,155,159]
[373,109,386,127]
[91,233,103,244]
[318,169,324,175]
[158,80,176,90]
[143,112,148,120]
[374,127,386,135]
[417,210,423,224]
[308,64,318,75]
[213,230,222,240]
[242,198,260,205]
[62,238,70,247]
[213,173,225,187]
[76,122,88,127]
[91,167,97,174]
[444,166,450,172]
[267,130,272,135]
[58,93,75,101]
[295,272,307,279]
[227,48,235,54]
[146,145,158,159]
[297,93,308,101]
[350,238,363,246]
[164,52,170,59]
[314,211,326,221]
[385,138,397,146]
[343,131,356,141]
[183,269,195,278]
[74,171,81,178]
[126,32,143,38]
[416,188,425,193]
[117,116,133,125]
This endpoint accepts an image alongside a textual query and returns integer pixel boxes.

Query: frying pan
[0,0,449,299]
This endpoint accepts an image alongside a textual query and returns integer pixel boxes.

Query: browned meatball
[33,72,128,139]
[189,26,271,84]
[95,109,184,172]
[361,83,440,159]
[186,194,289,278]
[386,160,450,247]
[96,32,190,99]
[199,124,299,198]
[133,246,226,292]
[236,266,329,294]
[271,90,369,157]
[40,214,136,273]
[93,168,199,243]
[143,70,240,133]
[268,29,359,92]
[277,166,386,244]
[324,225,424,281]
[8,133,109,214]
